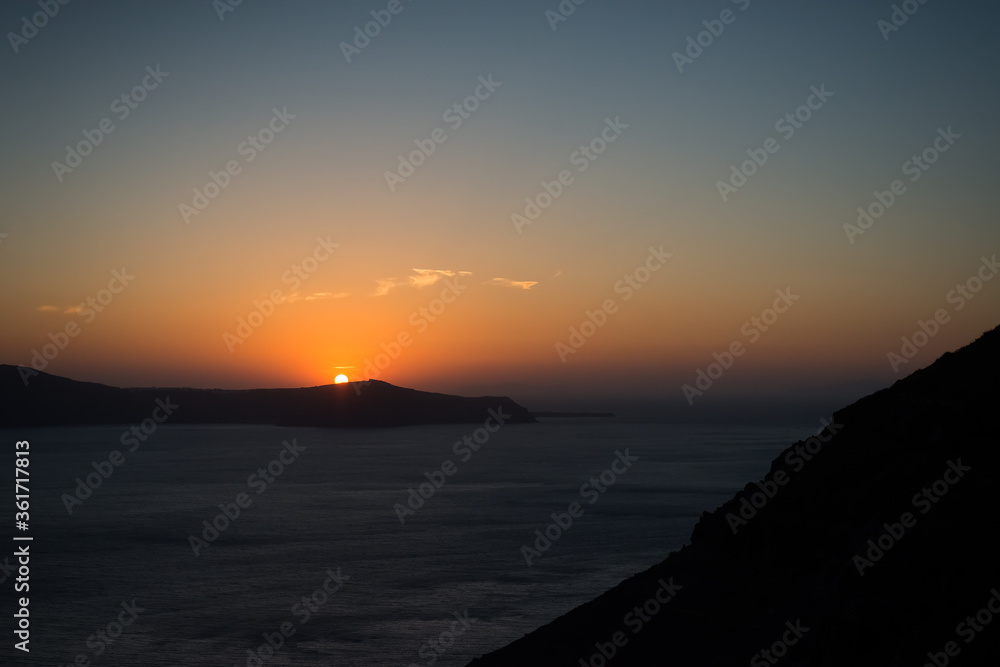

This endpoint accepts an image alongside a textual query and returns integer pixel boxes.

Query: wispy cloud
[374,269,472,296]
[409,268,472,288]
[37,304,86,314]
[373,278,401,297]
[287,291,349,303]
[485,277,538,290]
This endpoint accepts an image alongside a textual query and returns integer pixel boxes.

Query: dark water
[2,420,813,666]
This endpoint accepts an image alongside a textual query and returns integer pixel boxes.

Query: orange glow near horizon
[6,247,1000,405]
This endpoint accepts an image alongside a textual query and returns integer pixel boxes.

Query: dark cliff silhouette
[0,367,534,427]
[469,325,1000,666]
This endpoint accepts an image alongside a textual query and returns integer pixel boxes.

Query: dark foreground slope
[0,367,534,427]
[470,326,1000,666]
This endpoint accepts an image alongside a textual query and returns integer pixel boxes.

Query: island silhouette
[0,368,535,428]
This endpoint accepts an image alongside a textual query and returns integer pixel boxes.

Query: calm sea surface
[3,420,813,666]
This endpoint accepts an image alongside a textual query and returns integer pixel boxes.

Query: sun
[334,374,349,384]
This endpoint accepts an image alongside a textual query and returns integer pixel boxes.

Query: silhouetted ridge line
[0,370,535,428]
[468,324,1000,666]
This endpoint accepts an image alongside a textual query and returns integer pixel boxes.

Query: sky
[1,0,998,418]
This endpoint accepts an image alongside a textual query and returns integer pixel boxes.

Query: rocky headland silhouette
[469,325,1000,665]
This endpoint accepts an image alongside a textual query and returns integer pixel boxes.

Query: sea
[3,419,815,666]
